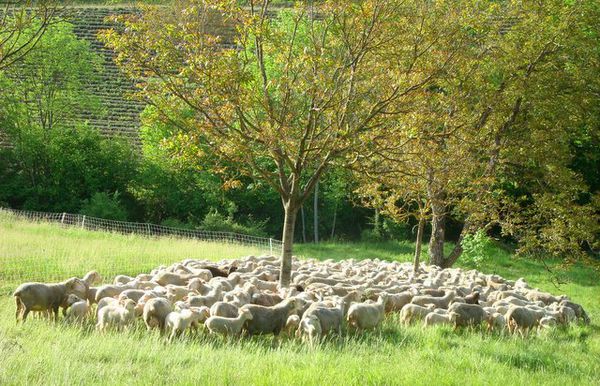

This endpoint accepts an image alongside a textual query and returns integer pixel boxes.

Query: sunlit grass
[0,213,599,385]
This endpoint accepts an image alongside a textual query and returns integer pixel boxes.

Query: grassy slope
[0,215,599,385]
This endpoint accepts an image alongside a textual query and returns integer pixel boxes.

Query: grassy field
[0,214,599,385]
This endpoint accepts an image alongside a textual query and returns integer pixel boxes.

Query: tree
[101,0,464,286]
[0,0,60,70]
[358,0,599,267]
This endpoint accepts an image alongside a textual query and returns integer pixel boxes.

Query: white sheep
[165,307,210,341]
[399,304,436,326]
[65,294,90,322]
[423,311,451,327]
[205,307,254,336]
[296,314,322,345]
[96,299,136,331]
[347,294,387,330]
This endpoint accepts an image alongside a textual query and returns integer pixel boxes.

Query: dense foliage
[0,2,598,267]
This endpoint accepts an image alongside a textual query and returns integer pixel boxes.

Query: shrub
[460,229,493,267]
[80,192,128,221]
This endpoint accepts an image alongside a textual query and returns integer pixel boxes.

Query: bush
[80,192,128,221]
[201,209,268,237]
[361,228,384,243]
[460,229,493,267]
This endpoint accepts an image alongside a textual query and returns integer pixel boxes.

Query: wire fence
[0,208,282,286]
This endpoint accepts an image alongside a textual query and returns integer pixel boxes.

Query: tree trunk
[330,201,338,240]
[313,181,319,243]
[301,205,307,243]
[279,203,298,288]
[428,201,446,267]
[374,207,380,237]
[413,214,425,273]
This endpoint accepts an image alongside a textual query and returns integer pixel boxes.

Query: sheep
[187,285,223,308]
[347,294,388,330]
[296,314,323,345]
[559,300,590,324]
[143,297,172,332]
[399,304,436,326]
[243,298,299,336]
[464,291,480,305]
[302,301,345,335]
[487,312,506,332]
[505,306,545,336]
[13,278,88,322]
[65,295,91,322]
[96,299,136,331]
[251,292,283,307]
[448,303,489,328]
[210,302,239,318]
[165,307,210,341]
[205,307,254,337]
[411,291,456,309]
[82,271,102,286]
[95,283,138,303]
[118,289,149,303]
[525,290,565,305]
[538,316,557,330]
[114,275,135,285]
[423,312,452,327]
[384,291,414,313]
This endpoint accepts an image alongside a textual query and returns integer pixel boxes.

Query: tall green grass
[0,212,264,293]
[1,214,599,385]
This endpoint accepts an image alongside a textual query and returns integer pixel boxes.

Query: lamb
[143,297,173,332]
[13,278,88,322]
[347,294,387,330]
[96,299,137,331]
[65,294,90,322]
[423,312,451,327]
[210,302,239,318]
[487,312,506,332]
[187,285,223,308]
[296,314,322,345]
[411,291,456,309]
[205,307,254,337]
[243,298,299,336]
[399,304,436,326]
[505,306,545,336]
[448,303,489,328]
[165,307,210,341]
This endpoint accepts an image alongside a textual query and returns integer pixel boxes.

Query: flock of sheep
[13,255,591,342]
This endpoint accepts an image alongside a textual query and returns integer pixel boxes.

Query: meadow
[0,214,599,385]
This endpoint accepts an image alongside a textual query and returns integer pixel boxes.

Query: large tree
[358,0,599,267]
[102,0,468,286]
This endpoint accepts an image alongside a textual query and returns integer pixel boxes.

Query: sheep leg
[15,298,22,323]
[21,308,31,323]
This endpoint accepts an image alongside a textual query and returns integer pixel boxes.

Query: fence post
[147,223,151,235]
[81,215,86,229]
[61,212,66,224]
[269,238,273,256]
